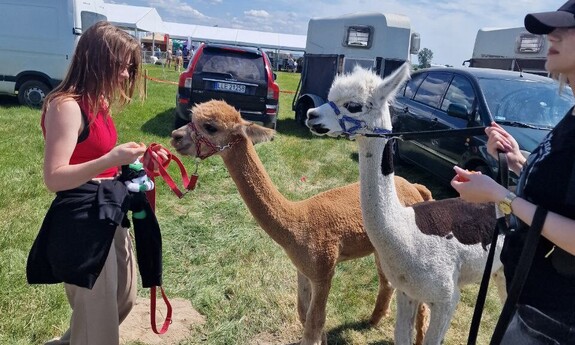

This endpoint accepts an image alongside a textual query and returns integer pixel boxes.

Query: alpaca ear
[241,121,275,144]
[373,62,411,105]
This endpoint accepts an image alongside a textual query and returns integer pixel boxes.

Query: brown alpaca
[171,100,432,345]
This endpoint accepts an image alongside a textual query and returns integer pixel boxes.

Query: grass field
[0,64,502,345]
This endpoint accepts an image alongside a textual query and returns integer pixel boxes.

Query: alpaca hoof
[368,309,390,326]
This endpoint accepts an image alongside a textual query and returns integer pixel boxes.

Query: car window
[413,72,452,108]
[441,75,476,113]
[195,49,266,81]
[478,77,575,128]
[404,72,426,99]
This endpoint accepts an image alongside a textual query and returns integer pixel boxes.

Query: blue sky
[109,0,566,67]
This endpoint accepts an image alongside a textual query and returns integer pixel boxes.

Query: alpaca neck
[220,138,297,246]
[356,137,405,229]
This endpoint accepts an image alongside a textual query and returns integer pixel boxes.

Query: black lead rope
[467,152,509,345]
[364,126,487,139]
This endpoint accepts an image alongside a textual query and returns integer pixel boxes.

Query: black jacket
[26,180,162,289]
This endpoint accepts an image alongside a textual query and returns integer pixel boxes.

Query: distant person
[175,47,183,72]
[166,48,173,68]
[26,21,167,345]
[452,1,575,343]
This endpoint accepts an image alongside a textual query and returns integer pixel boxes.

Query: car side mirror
[446,103,469,120]
[272,72,277,81]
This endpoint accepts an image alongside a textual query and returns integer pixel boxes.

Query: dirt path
[120,297,205,345]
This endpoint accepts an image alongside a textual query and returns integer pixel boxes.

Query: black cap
[524,0,575,34]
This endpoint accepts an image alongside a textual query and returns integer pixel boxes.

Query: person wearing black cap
[451,1,575,344]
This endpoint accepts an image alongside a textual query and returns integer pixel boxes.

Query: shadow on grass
[276,117,314,138]
[326,320,394,345]
[0,95,25,109]
[140,107,177,138]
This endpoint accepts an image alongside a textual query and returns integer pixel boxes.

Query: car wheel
[295,100,311,126]
[18,80,50,108]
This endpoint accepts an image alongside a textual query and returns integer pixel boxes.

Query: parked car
[391,67,574,185]
[175,43,280,129]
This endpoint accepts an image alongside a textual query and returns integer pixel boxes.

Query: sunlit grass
[0,65,500,345]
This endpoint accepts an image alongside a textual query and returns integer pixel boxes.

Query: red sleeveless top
[41,99,119,178]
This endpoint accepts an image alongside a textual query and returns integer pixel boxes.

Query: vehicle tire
[295,100,311,126]
[18,80,50,108]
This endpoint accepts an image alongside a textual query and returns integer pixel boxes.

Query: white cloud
[244,10,271,18]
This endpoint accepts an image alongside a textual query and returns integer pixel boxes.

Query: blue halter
[327,101,392,136]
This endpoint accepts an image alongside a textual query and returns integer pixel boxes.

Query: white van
[464,27,549,76]
[0,0,107,107]
[292,12,420,124]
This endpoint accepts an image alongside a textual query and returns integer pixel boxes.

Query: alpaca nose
[171,131,183,141]
[307,110,318,120]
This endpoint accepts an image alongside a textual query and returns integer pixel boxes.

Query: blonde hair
[42,21,143,116]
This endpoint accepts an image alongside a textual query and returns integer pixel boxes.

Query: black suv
[391,67,574,184]
[175,43,280,129]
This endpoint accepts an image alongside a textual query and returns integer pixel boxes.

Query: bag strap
[467,151,509,345]
[489,206,548,344]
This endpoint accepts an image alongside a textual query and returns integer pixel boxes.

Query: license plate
[214,82,246,93]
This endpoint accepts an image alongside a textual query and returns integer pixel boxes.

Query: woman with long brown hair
[27,21,163,345]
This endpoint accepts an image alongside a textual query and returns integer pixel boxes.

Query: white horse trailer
[464,27,549,76]
[292,12,420,124]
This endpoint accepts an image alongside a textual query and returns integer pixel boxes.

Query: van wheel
[18,80,50,108]
[295,101,310,126]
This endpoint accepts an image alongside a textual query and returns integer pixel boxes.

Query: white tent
[105,3,167,34]
[163,21,306,52]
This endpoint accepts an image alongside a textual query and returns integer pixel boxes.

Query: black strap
[364,126,486,139]
[77,107,90,144]
[467,152,509,345]
[489,206,548,344]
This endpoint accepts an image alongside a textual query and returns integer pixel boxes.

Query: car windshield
[478,76,574,129]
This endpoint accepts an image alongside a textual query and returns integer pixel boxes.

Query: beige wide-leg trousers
[46,226,138,345]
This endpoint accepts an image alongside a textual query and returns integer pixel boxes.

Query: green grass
[0,65,500,344]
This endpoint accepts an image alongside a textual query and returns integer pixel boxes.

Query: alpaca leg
[300,280,332,345]
[491,267,507,303]
[394,291,418,345]
[414,303,430,345]
[369,252,394,326]
[297,271,312,325]
[423,291,460,345]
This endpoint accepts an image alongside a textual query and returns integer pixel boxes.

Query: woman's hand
[485,122,526,174]
[451,166,508,203]
[106,142,147,166]
[148,145,170,172]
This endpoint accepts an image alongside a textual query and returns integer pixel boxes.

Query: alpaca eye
[343,102,363,113]
[203,123,217,134]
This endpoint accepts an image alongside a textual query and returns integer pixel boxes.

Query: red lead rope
[140,143,198,335]
[142,143,198,210]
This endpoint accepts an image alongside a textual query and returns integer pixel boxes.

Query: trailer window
[516,33,544,54]
[344,26,372,48]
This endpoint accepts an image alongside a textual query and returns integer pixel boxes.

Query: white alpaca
[306,64,506,345]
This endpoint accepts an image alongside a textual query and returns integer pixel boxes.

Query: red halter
[188,122,242,160]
